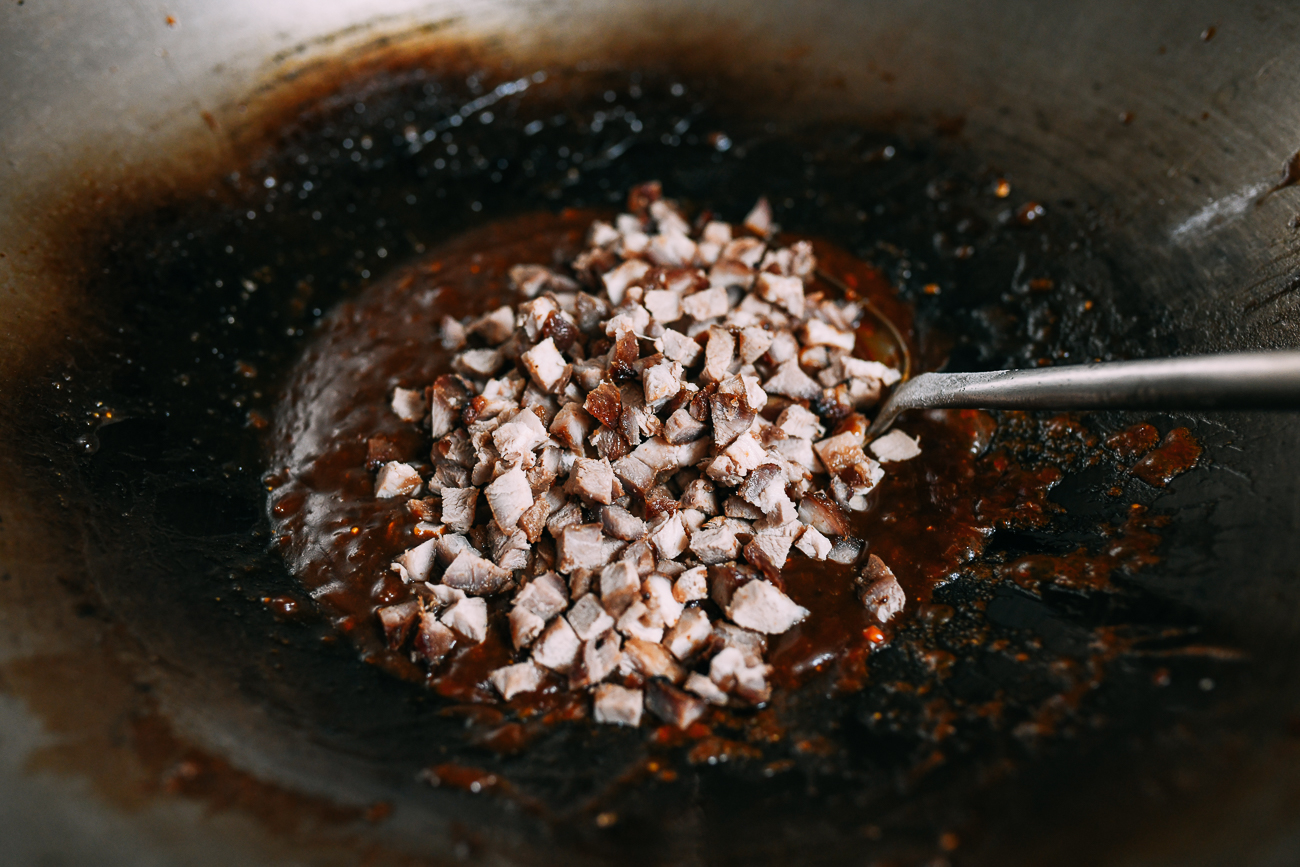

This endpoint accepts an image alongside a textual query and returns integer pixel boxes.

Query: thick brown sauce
[266,210,1198,742]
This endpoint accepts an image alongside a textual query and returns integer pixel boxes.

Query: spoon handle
[868,350,1300,438]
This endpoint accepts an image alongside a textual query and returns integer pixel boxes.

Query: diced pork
[375,461,423,498]
[869,429,922,462]
[592,683,643,726]
[439,596,489,643]
[858,554,906,623]
[726,579,809,634]
[441,550,513,596]
[489,661,545,700]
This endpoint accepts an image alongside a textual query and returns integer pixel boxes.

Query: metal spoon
[866,351,1300,440]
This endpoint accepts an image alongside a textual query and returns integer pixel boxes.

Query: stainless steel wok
[5,2,1300,864]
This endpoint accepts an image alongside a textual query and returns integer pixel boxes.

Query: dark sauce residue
[30,51,1232,864]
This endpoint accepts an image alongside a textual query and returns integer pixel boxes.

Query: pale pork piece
[390,387,427,423]
[489,661,545,700]
[593,684,644,726]
[369,183,910,726]
[869,429,923,462]
[375,461,423,498]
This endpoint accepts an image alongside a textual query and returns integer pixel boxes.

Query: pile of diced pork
[372,182,921,730]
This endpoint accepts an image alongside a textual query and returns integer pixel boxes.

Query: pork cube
[743,197,773,236]
[439,315,468,350]
[515,571,569,620]
[413,611,458,665]
[843,357,902,386]
[684,671,729,705]
[642,358,684,404]
[441,550,513,596]
[567,457,616,505]
[711,621,768,665]
[869,429,922,462]
[689,525,740,565]
[738,463,791,516]
[573,632,623,689]
[762,359,821,401]
[612,456,657,496]
[426,582,468,609]
[621,636,686,686]
[765,331,798,365]
[617,602,665,644]
[510,263,574,297]
[393,538,438,584]
[566,593,615,641]
[664,407,708,444]
[651,512,690,560]
[375,461,423,499]
[592,683,643,727]
[756,272,805,317]
[492,411,548,464]
[672,565,709,603]
[520,337,570,393]
[710,390,756,448]
[682,286,731,322]
[391,387,427,423]
[708,258,756,292]
[660,328,703,367]
[377,600,420,650]
[643,288,683,324]
[800,318,856,350]
[700,325,735,383]
[710,431,767,481]
[469,305,516,345]
[604,304,651,339]
[518,295,559,340]
[546,500,584,539]
[439,487,478,534]
[532,616,582,672]
[631,436,681,474]
[602,259,651,306]
[743,533,795,579]
[796,493,850,537]
[794,526,832,560]
[726,579,809,634]
[509,605,547,650]
[645,681,707,729]
[439,596,489,643]
[433,533,477,567]
[724,496,764,520]
[665,606,711,660]
[858,554,906,623]
[601,504,648,542]
[813,431,870,475]
[827,536,866,565]
[599,561,642,616]
[680,478,719,515]
[738,326,774,365]
[518,494,554,544]
[484,466,534,531]
[454,347,505,378]
[489,661,545,700]
[777,404,824,440]
[550,402,595,452]
[643,573,683,628]
[557,523,609,573]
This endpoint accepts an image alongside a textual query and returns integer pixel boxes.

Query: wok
[4,1,1300,864]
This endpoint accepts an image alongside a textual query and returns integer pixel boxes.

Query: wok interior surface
[5,2,1300,865]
